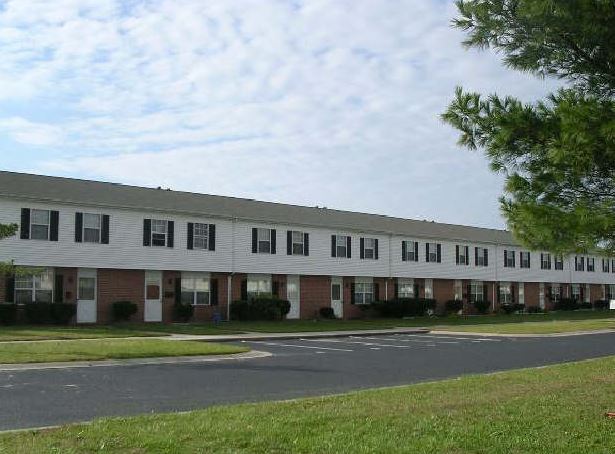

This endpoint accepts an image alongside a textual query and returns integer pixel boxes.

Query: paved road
[1,332,615,431]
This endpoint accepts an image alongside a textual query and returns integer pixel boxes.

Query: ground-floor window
[424,279,433,299]
[181,272,210,305]
[499,282,513,304]
[354,282,374,304]
[247,274,272,298]
[78,277,96,300]
[550,284,561,302]
[470,281,484,302]
[606,284,615,300]
[518,282,524,305]
[14,268,53,303]
[454,280,463,300]
[398,278,414,298]
[571,284,581,300]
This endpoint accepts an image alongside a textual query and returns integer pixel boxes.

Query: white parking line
[301,338,413,349]
[354,336,459,345]
[248,341,353,352]
[394,334,501,342]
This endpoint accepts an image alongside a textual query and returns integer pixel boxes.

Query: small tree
[0,223,18,275]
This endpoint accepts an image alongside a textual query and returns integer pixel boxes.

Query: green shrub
[319,307,335,319]
[578,302,592,310]
[112,301,138,322]
[500,303,525,315]
[554,298,579,311]
[526,306,544,314]
[0,304,17,325]
[230,297,291,321]
[23,303,76,324]
[445,299,463,314]
[174,303,194,322]
[593,299,609,310]
[51,303,76,324]
[473,299,490,314]
[371,298,437,318]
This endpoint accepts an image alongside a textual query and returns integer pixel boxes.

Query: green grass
[435,317,615,334]
[0,325,168,341]
[2,356,614,453]
[0,339,248,364]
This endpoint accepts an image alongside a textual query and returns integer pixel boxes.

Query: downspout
[387,233,393,301]
[227,217,237,321]
[493,243,498,312]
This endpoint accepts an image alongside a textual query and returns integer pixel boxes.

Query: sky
[0,0,558,230]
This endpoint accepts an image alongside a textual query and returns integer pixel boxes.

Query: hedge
[230,297,291,321]
[370,298,437,318]
[24,303,76,324]
[0,304,18,325]
[112,301,138,322]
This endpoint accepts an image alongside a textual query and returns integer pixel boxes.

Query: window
[402,240,418,262]
[363,238,376,259]
[425,243,440,263]
[587,257,595,272]
[499,282,513,305]
[82,213,101,243]
[14,269,53,303]
[194,223,209,250]
[257,228,273,254]
[30,209,50,240]
[456,245,469,265]
[575,256,585,271]
[331,283,341,301]
[151,219,168,247]
[291,231,304,255]
[470,281,484,302]
[181,273,210,305]
[247,274,272,298]
[520,251,530,268]
[554,255,564,270]
[475,247,488,267]
[333,235,350,258]
[504,250,515,268]
[354,282,374,305]
[602,259,610,273]
[550,284,561,303]
[424,279,433,299]
[397,278,414,298]
[571,284,581,301]
[540,253,551,270]
[454,280,463,300]
[78,277,96,300]
[518,282,525,305]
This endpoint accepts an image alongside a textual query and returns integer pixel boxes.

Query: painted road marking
[353,336,459,345]
[248,341,353,352]
[394,334,501,342]
[302,338,412,349]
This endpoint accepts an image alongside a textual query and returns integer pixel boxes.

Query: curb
[429,329,615,338]
[0,350,271,372]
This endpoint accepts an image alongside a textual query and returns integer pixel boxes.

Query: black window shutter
[414,283,419,298]
[347,237,352,258]
[527,252,530,268]
[402,241,407,261]
[465,246,469,265]
[456,245,459,265]
[414,242,419,262]
[287,230,292,255]
[374,282,380,301]
[175,277,182,305]
[49,210,59,241]
[331,235,336,257]
[143,219,151,246]
[483,248,488,267]
[272,280,279,297]
[483,283,488,301]
[360,238,365,259]
[436,244,441,263]
[54,274,64,303]
[425,243,430,262]
[511,283,516,303]
[394,283,399,298]
[75,212,83,242]
[101,215,110,244]
[270,229,276,254]
[167,221,174,248]
[208,224,215,251]
[475,247,479,265]
[241,279,248,300]
[374,239,379,260]
[5,275,15,302]
[187,222,194,250]
[512,251,515,267]
[350,283,355,304]
[20,208,30,239]
[252,228,258,253]
[210,279,218,306]
[304,233,309,256]
[504,250,508,267]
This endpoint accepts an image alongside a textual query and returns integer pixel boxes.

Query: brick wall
[55,267,78,304]
[230,273,247,302]
[300,275,330,319]
[524,282,540,308]
[590,284,604,302]
[0,274,5,304]
[97,269,145,323]
[433,279,455,313]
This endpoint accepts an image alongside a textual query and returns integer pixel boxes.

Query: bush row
[0,303,77,325]
[370,298,437,318]
[230,297,291,321]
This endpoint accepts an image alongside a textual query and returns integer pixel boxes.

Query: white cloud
[0,0,561,229]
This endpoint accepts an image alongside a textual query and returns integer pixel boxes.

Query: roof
[0,170,516,245]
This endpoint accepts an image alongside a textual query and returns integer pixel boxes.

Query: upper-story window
[402,240,418,262]
[540,253,551,270]
[475,247,488,267]
[187,223,216,251]
[75,212,110,244]
[287,230,309,256]
[602,258,610,273]
[360,237,378,260]
[331,235,351,258]
[456,245,469,265]
[554,255,564,270]
[587,257,595,272]
[252,228,276,254]
[575,256,585,271]
[143,219,174,248]
[20,208,59,241]
[520,251,531,269]
[504,250,515,268]
[425,243,441,263]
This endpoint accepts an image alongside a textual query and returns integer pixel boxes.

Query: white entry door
[286,275,300,319]
[144,270,163,322]
[331,277,343,319]
[77,268,97,323]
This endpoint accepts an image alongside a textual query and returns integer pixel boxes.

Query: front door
[331,277,343,318]
[286,275,300,319]
[77,268,97,323]
[144,270,162,322]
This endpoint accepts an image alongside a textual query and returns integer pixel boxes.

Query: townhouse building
[1,171,614,324]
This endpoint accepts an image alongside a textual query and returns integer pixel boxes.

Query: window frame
[398,278,415,298]
[363,237,376,260]
[520,251,530,269]
[335,235,348,258]
[291,230,305,255]
[602,259,610,273]
[554,255,564,270]
[457,245,468,266]
[540,253,551,270]
[14,268,54,303]
[405,240,417,262]
[181,272,211,306]
[575,256,585,272]
[426,243,438,263]
[354,282,374,305]
[247,274,272,298]
[475,247,487,267]
[78,276,96,300]
[470,281,484,302]
[499,282,513,305]
[151,219,168,247]
[587,257,595,272]
[30,209,51,241]
[257,228,272,254]
[504,250,515,268]
[82,212,102,244]
[193,223,209,250]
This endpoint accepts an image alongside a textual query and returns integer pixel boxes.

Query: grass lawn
[0,339,248,364]
[0,325,168,342]
[2,356,614,453]
[435,316,615,334]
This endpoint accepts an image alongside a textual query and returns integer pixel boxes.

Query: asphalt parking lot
[1,331,615,431]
